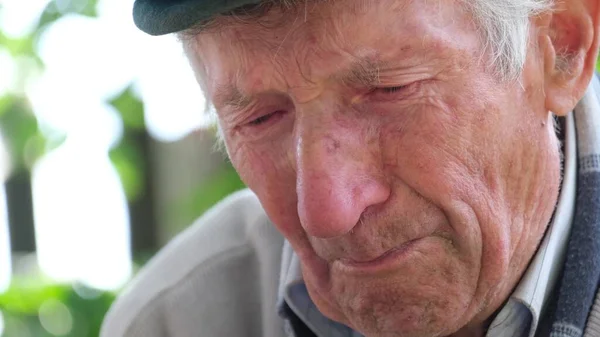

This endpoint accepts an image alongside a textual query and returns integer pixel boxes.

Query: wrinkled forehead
[184,0,475,105]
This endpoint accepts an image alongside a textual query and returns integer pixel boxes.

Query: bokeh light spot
[137,35,210,142]
[72,282,103,300]
[32,139,132,290]
[38,299,73,336]
[0,0,51,38]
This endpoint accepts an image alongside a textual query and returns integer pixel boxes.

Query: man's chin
[303,255,475,336]
[329,278,464,337]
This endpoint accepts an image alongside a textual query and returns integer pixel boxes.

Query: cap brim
[133,0,262,36]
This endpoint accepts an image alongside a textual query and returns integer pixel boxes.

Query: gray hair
[180,0,555,81]
[462,0,553,80]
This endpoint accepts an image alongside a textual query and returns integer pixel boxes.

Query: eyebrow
[213,82,253,111]
[214,56,386,110]
[336,57,384,88]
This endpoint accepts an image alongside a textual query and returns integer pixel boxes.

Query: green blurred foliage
[0,2,122,337]
[0,96,66,171]
[0,279,115,337]
[109,85,147,201]
[109,86,145,131]
[0,0,100,173]
[0,0,246,335]
[38,0,99,30]
[109,138,146,201]
[0,97,39,170]
[0,33,40,64]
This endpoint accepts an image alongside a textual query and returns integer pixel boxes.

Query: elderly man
[102,0,600,336]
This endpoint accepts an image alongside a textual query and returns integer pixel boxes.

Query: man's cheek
[379,100,493,238]
[230,141,285,186]
[232,144,302,228]
[381,98,460,170]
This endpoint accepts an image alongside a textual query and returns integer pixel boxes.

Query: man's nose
[295,116,391,239]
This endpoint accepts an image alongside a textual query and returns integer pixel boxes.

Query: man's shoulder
[100,189,286,337]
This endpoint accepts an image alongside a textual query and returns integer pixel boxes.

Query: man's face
[187,0,562,335]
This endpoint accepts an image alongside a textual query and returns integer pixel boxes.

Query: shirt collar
[278,113,577,337]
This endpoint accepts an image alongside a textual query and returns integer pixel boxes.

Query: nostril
[361,202,385,218]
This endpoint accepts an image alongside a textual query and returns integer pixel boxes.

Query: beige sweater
[100,190,287,337]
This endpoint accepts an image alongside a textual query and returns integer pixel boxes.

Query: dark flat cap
[133,0,262,36]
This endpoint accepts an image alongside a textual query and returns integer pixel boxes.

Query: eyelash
[247,110,285,127]
[372,85,410,97]
[249,114,273,126]
[380,86,406,93]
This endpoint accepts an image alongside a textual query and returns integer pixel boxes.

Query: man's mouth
[334,238,424,274]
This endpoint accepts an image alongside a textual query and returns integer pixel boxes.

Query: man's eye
[368,84,416,102]
[249,114,273,126]
[247,110,285,127]
[378,85,407,94]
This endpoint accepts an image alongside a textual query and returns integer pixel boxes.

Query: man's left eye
[378,86,407,94]
[368,84,416,102]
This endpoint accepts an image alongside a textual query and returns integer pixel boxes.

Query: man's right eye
[247,110,285,127]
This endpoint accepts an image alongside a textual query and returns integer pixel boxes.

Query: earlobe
[543,0,600,116]
[544,48,586,116]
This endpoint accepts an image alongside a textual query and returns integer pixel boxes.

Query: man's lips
[334,238,423,273]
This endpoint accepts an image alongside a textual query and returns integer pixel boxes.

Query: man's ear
[543,0,600,116]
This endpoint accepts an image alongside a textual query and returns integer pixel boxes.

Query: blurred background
[2,1,600,336]
[0,0,245,336]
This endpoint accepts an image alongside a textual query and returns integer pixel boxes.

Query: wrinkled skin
[184,0,600,336]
